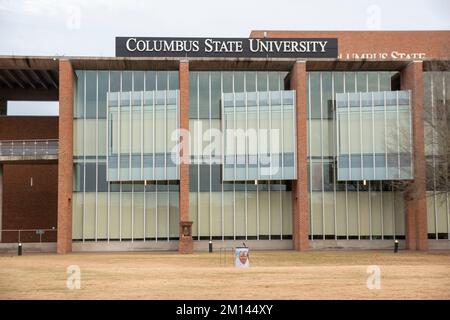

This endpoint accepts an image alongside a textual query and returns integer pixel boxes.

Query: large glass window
[307,71,406,240]
[73,70,179,242]
[423,71,450,240]
[189,71,293,240]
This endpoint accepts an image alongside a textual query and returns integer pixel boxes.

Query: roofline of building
[0,55,448,71]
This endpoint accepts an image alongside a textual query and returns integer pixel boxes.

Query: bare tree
[392,62,449,217]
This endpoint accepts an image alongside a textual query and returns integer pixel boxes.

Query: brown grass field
[0,250,449,300]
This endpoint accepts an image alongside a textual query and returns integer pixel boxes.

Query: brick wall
[249,31,450,59]
[0,116,58,243]
[1,164,58,242]
[0,116,58,140]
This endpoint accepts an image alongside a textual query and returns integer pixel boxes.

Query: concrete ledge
[195,240,293,251]
[72,240,294,252]
[0,242,56,253]
[428,240,450,250]
[309,240,406,250]
[72,241,179,252]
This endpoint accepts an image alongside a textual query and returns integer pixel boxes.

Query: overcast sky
[0,0,449,115]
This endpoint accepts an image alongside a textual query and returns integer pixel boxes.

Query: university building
[0,31,449,253]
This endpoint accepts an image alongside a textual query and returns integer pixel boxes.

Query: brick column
[401,61,428,251]
[290,61,309,251]
[0,100,6,115]
[178,60,193,253]
[57,60,74,254]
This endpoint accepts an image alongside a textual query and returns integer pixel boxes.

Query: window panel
[72,193,83,240]
[427,191,436,235]
[247,187,258,237]
[109,192,120,239]
[190,192,198,238]
[270,187,282,237]
[359,190,370,237]
[371,184,382,237]
[133,190,145,239]
[382,190,394,237]
[121,191,132,239]
[169,189,179,238]
[282,191,292,236]
[258,185,269,237]
[157,183,168,238]
[223,191,234,237]
[85,71,97,119]
[73,119,84,157]
[98,71,108,119]
[235,190,246,238]
[311,192,323,237]
[97,192,108,240]
[323,192,335,237]
[210,192,222,237]
[75,71,85,118]
[335,191,347,237]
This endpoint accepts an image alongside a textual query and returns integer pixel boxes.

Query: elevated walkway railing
[0,139,58,161]
[0,228,57,243]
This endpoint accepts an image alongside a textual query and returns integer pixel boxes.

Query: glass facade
[107,89,179,181]
[73,70,180,241]
[189,71,293,240]
[336,90,413,180]
[307,72,406,239]
[222,90,296,180]
[70,67,449,245]
[424,71,450,240]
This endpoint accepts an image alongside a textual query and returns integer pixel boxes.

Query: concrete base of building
[309,240,407,250]
[194,240,294,251]
[71,240,294,252]
[428,240,450,250]
[72,241,179,252]
[0,242,56,254]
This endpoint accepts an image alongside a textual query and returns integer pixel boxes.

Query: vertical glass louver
[107,89,179,181]
[73,70,180,241]
[336,90,413,181]
[222,90,296,180]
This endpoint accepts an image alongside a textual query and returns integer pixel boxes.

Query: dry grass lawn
[0,250,449,299]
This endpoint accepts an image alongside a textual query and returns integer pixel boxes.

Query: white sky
[0,0,449,115]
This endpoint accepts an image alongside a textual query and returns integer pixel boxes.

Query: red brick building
[0,31,449,253]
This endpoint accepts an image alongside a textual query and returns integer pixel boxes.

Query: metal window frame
[209,72,212,240]
[197,72,200,240]
[320,72,325,239]
[130,73,133,242]
[430,74,438,239]
[107,71,110,243]
[95,71,99,242]
[308,73,313,239]
[82,70,86,242]
[444,72,450,240]
[332,73,337,239]
[221,72,225,241]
